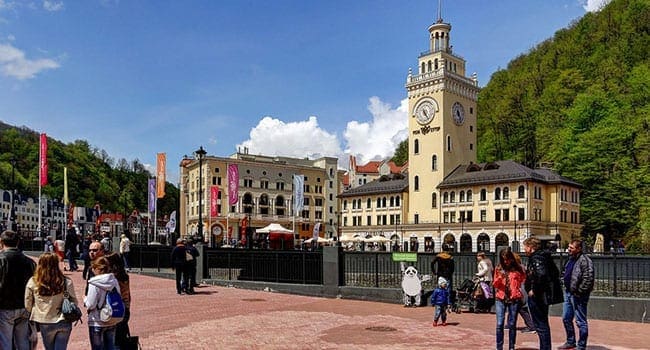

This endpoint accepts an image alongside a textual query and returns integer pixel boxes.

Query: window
[494,188,501,200]
[443,192,449,204]
[503,187,509,200]
[443,212,449,223]
[494,209,501,222]
[244,179,253,188]
[367,216,372,225]
[518,185,525,199]
[367,198,371,209]
[414,176,419,191]
[315,198,323,206]
[396,196,400,206]
[431,193,437,208]
[459,191,465,202]
[382,197,387,207]
[480,189,487,201]
[414,214,419,224]
[467,190,473,202]
[260,180,269,189]
[446,135,452,151]
[414,139,420,154]
[450,191,455,203]
[432,155,437,171]
[503,209,509,221]
[343,200,347,210]
[390,196,395,207]
[303,197,310,206]
[376,198,381,208]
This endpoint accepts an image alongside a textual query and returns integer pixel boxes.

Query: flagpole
[154,177,157,244]
[38,139,42,238]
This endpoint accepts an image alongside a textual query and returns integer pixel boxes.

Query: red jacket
[492,267,526,302]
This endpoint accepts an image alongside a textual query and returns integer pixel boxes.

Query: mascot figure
[401,264,430,307]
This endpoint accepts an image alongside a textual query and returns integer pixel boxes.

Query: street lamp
[513,204,519,252]
[9,156,16,232]
[195,146,207,243]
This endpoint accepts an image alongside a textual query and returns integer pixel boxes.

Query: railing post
[613,253,618,297]
[227,252,232,281]
[374,253,379,288]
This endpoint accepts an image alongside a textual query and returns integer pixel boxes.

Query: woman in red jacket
[493,247,526,350]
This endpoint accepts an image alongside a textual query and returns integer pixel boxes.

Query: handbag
[61,280,83,324]
[123,334,141,350]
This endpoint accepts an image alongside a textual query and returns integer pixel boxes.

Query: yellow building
[339,12,582,252]
[179,149,342,246]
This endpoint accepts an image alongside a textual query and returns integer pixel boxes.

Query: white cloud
[238,96,408,169]
[0,43,60,80]
[238,116,342,160]
[343,97,408,165]
[43,0,64,12]
[581,0,611,12]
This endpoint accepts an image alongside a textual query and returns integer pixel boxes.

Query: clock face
[452,102,465,125]
[414,99,436,125]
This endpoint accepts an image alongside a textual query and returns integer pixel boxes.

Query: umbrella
[365,235,390,243]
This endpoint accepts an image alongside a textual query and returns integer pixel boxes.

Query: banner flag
[156,153,166,198]
[227,164,239,205]
[166,210,177,233]
[40,133,48,186]
[63,167,69,205]
[210,185,219,217]
[312,222,321,239]
[148,178,156,213]
[293,174,304,215]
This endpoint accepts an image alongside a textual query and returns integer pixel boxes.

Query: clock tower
[406,10,480,224]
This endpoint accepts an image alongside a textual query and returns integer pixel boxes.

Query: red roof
[356,161,381,174]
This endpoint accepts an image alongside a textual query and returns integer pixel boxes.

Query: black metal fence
[342,252,650,298]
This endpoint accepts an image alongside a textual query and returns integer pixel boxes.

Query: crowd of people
[426,237,595,350]
[0,229,133,350]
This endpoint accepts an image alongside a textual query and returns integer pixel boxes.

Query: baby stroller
[453,278,494,313]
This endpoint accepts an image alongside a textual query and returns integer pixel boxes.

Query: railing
[204,248,323,285]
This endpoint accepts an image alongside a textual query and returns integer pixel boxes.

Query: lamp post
[513,204,519,252]
[9,156,16,232]
[195,146,207,243]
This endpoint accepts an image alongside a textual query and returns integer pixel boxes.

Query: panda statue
[401,263,431,307]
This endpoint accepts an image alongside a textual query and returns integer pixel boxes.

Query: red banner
[210,185,219,217]
[40,133,48,186]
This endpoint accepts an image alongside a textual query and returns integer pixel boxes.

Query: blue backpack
[99,287,125,323]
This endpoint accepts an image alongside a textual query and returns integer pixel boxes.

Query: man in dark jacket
[559,239,594,350]
[0,230,36,350]
[524,237,556,350]
[64,231,79,271]
[171,238,189,295]
[431,251,455,288]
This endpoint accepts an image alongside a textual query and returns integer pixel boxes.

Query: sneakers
[520,327,537,334]
[557,343,576,350]
[432,321,438,327]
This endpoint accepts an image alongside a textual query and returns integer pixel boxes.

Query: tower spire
[436,0,443,23]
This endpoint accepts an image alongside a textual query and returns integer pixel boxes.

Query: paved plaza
[52,269,648,349]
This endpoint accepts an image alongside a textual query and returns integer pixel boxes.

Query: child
[431,277,451,327]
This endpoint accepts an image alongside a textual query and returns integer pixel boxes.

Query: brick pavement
[51,269,649,350]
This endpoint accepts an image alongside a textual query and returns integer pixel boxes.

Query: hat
[438,277,448,287]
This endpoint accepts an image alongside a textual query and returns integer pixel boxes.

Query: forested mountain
[477,0,649,250]
[0,122,178,217]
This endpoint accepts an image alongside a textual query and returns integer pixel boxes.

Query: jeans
[433,304,447,323]
[89,325,117,350]
[0,308,31,350]
[174,264,188,293]
[66,250,78,271]
[121,252,130,269]
[115,307,131,349]
[528,296,551,350]
[39,321,72,350]
[562,292,589,349]
[495,300,520,350]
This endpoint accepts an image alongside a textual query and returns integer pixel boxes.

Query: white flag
[293,174,304,216]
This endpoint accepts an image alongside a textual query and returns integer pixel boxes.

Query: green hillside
[476,0,649,250]
[0,122,178,218]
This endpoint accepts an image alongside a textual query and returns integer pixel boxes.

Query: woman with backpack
[25,252,78,350]
[85,256,121,350]
[106,252,132,349]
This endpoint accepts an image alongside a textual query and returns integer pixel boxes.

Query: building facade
[338,13,582,252]
[179,149,343,246]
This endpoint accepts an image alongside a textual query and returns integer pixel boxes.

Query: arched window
[390,196,395,207]
[421,62,425,74]
[467,190,473,202]
[459,191,465,202]
[432,155,437,171]
[396,196,400,206]
[414,176,420,191]
[367,198,371,208]
[343,200,347,210]
[518,185,525,199]
[382,197,387,207]
[432,193,437,208]
[428,61,432,72]
[443,192,449,203]
[495,188,501,200]
[480,189,487,201]
[376,198,381,207]
[450,191,455,203]
[503,187,509,199]
[434,58,438,70]
[414,139,420,154]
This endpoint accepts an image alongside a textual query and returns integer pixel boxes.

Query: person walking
[171,238,189,295]
[0,230,37,350]
[513,252,536,334]
[85,256,121,350]
[493,247,526,350]
[106,253,132,349]
[119,234,131,271]
[25,252,78,350]
[185,239,200,293]
[64,232,79,272]
[475,251,494,283]
[431,251,455,289]
[523,237,562,350]
[558,239,595,350]
[430,277,451,327]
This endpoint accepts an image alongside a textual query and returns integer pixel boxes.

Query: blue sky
[0,0,609,183]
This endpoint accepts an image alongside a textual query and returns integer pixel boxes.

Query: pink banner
[228,164,239,205]
[40,133,48,186]
[210,185,219,217]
